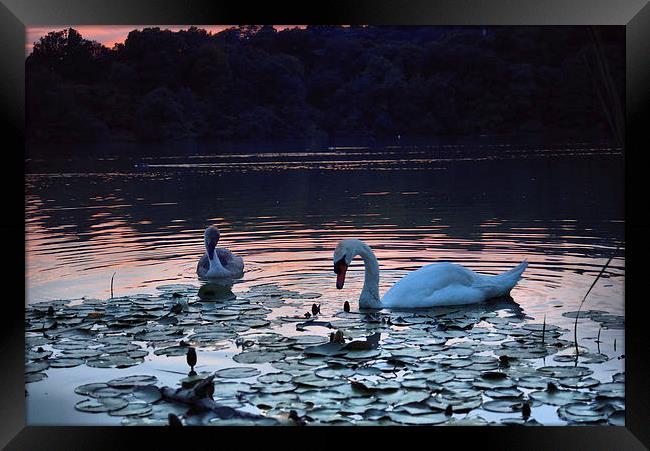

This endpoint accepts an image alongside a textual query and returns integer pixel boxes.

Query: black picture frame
[2,0,649,448]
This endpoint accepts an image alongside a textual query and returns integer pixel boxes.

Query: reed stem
[110,272,116,299]
[573,246,619,362]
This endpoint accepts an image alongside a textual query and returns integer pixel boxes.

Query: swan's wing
[382,262,481,308]
[216,247,245,276]
[215,247,233,266]
[197,254,209,276]
[474,260,528,297]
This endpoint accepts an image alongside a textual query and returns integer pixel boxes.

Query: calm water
[25,144,625,425]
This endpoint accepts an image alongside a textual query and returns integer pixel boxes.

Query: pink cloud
[25,25,305,55]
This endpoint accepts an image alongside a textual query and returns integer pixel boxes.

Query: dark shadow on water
[197,282,236,302]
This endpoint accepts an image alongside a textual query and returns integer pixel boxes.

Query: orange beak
[335,260,348,289]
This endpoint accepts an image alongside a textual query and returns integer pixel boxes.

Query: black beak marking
[334,256,346,274]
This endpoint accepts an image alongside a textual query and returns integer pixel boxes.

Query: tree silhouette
[25,26,624,150]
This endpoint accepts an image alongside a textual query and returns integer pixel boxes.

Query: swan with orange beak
[333,239,527,309]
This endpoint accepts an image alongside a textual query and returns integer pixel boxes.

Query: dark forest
[26,25,625,150]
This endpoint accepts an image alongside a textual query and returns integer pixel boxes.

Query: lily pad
[484,387,523,399]
[60,349,102,359]
[26,372,47,383]
[49,357,85,368]
[303,342,346,357]
[108,401,153,417]
[530,388,592,406]
[133,385,162,403]
[428,394,482,412]
[92,387,132,398]
[293,374,346,388]
[482,399,525,413]
[608,410,625,426]
[26,348,53,360]
[314,367,355,379]
[75,397,129,413]
[108,375,158,388]
[594,382,625,398]
[215,367,261,379]
[557,402,607,423]
[86,355,143,369]
[517,376,552,390]
[344,349,382,360]
[388,412,449,425]
[25,361,50,374]
[75,383,109,396]
[257,372,294,384]
[233,350,285,364]
[153,345,191,357]
[558,377,600,389]
[537,366,593,379]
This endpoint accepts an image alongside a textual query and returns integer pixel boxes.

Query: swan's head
[333,239,359,289]
[204,226,221,260]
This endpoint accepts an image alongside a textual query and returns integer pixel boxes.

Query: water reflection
[26,150,624,328]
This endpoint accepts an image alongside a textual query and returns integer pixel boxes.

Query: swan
[196,226,244,279]
[333,239,527,309]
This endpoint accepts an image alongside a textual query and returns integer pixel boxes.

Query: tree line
[26,25,624,149]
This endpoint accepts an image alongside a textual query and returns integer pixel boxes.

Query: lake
[25,143,625,425]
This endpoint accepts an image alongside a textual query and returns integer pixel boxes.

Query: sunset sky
[25,25,304,54]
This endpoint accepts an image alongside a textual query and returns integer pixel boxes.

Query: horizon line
[25,25,308,55]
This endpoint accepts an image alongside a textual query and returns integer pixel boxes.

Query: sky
[25,25,305,55]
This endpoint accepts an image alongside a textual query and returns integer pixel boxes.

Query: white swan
[333,239,527,309]
[196,226,244,279]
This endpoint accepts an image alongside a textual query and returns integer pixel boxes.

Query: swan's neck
[356,243,382,309]
[206,244,228,276]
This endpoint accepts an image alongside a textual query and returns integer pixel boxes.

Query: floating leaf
[557,402,607,423]
[293,374,346,388]
[233,350,285,364]
[133,385,162,403]
[428,394,482,412]
[257,373,294,384]
[85,355,143,368]
[482,399,525,413]
[484,387,523,399]
[215,367,261,379]
[517,376,552,390]
[303,342,346,357]
[558,377,600,389]
[75,397,128,413]
[530,388,592,406]
[92,387,132,398]
[537,366,593,378]
[26,372,47,383]
[312,366,352,380]
[153,346,192,357]
[49,357,85,368]
[108,401,153,417]
[26,348,53,360]
[60,349,102,359]
[388,412,449,425]
[108,375,158,388]
[594,382,625,398]
[25,361,50,374]
[344,349,381,360]
[608,410,625,426]
[75,383,108,396]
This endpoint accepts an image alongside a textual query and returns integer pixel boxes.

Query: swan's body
[333,239,527,309]
[196,226,244,279]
